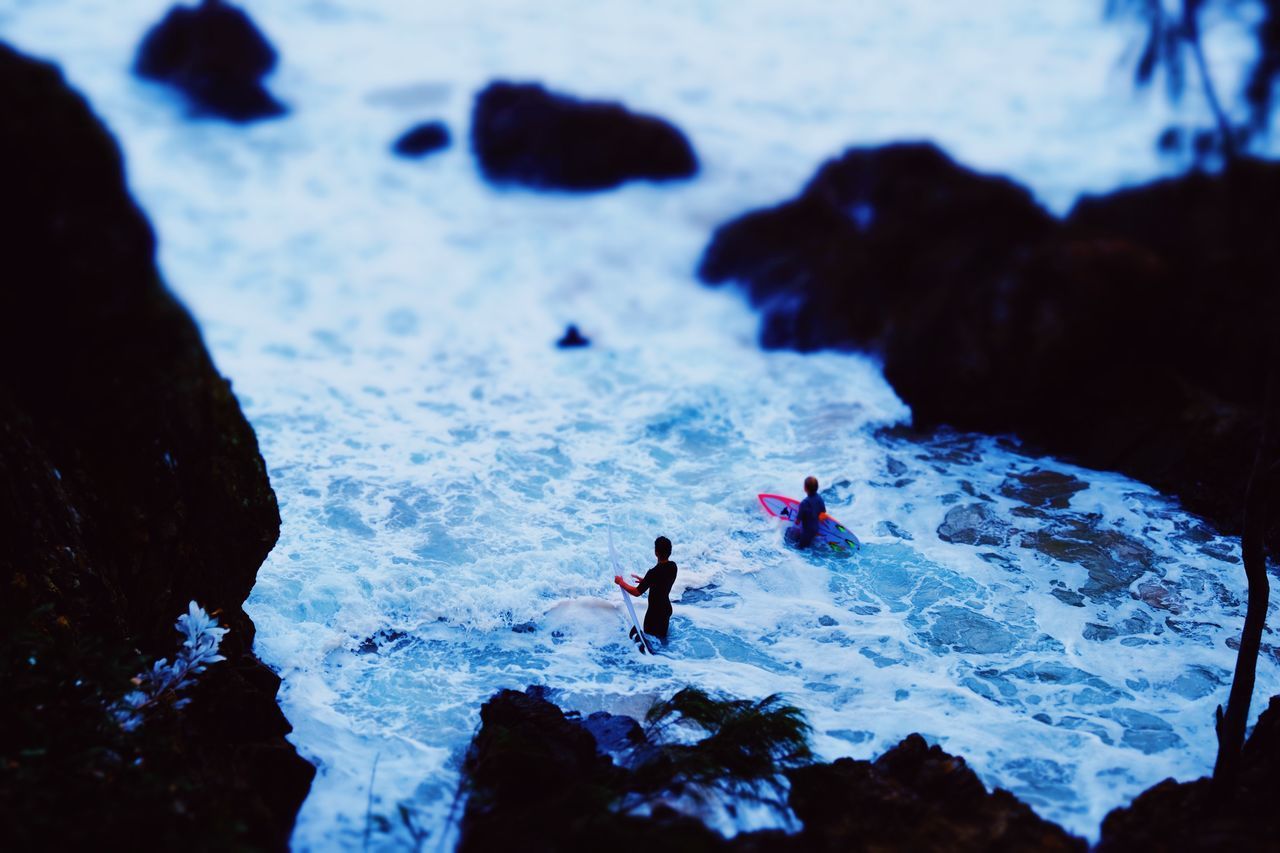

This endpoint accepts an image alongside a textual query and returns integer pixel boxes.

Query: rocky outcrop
[698,143,1056,351]
[458,687,1083,852]
[699,143,1279,550]
[460,687,726,852]
[0,42,310,849]
[784,735,1083,852]
[471,81,698,190]
[134,0,286,121]
[1097,695,1280,850]
[392,120,450,158]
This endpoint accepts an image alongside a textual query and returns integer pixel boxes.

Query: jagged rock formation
[458,687,1083,852]
[0,41,310,850]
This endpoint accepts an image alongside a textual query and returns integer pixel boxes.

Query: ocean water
[6,0,1279,848]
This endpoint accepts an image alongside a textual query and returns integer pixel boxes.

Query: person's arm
[615,569,651,596]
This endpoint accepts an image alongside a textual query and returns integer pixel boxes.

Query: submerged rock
[471,81,698,190]
[1023,517,1156,605]
[392,120,450,158]
[937,502,1009,546]
[0,42,309,848]
[998,469,1088,510]
[134,0,286,121]
[698,143,1280,552]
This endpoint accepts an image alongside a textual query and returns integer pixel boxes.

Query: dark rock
[998,469,1088,510]
[937,503,1009,546]
[392,121,450,158]
[459,687,726,852]
[511,621,536,633]
[1023,517,1155,605]
[698,142,1054,352]
[1099,695,1280,850]
[356,628,410,653]
[580,710,644,756]
[471,81,698,190]
[1051,588,1087,607]
[1063,161,1280,547]
[699,143,1280,552]
[134,0,286,121]
[458,687,1082,852]
[0,42,309,849]
[784,735,1084,851]
[556,323,591,348]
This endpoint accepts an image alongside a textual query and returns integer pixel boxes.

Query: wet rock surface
[999,469,1088,510]
[1023,518,1157,605]
[699,143,1280,551]
[471,81,698,190]
[134,0,286,121]
[938,502,1010,546]
[0,43,309,849]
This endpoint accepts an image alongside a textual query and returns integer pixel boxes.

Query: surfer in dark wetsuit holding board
[785,475,826,549]
[615,535,678,643]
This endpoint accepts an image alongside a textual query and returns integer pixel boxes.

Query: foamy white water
[6,1,1279,848]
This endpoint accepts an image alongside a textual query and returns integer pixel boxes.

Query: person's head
[655,536,672,560]
[804,476,819,495]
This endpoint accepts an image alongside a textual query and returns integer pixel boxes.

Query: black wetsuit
[636,560,677,641]
[796,493,826,548]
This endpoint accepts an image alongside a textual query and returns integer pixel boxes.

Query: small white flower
[110,601,228,732]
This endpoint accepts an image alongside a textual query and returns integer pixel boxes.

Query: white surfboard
[609,527,653,655]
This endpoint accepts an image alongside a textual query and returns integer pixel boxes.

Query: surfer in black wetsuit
[786,475,826,549]
[614,536,678,643]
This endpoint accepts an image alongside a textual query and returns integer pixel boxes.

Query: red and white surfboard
[758,493,861,553]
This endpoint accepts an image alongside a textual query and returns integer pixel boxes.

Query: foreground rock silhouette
[699,142,1280,552]
[457,687,1084,852]
[471,81,698,190]
[0,42,309,849]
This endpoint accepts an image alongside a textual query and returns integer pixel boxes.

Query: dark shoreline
[0,43,311,850]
